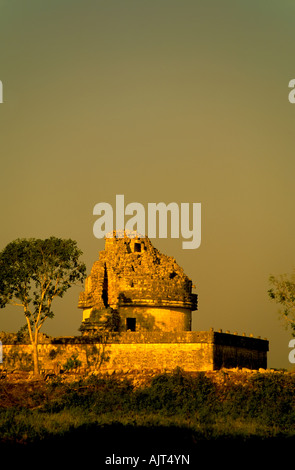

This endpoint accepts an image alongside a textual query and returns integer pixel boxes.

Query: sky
[0,0,295,369]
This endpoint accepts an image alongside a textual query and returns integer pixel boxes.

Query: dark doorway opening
[126,318,136,331]
[134,243,141,253]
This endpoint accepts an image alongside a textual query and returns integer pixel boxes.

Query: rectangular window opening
[134,243,141,252]
[126,318,136,332]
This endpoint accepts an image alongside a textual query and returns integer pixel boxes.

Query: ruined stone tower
[78,231,198,334]
[76,231,268,372]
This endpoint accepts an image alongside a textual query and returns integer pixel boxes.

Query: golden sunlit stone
[78,231,197,334]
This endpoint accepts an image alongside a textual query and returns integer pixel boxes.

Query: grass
[0,368,294,456]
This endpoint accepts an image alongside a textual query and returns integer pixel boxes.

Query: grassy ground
[0,369,294,465]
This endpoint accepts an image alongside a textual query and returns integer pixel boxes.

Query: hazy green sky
[1,0,295,368]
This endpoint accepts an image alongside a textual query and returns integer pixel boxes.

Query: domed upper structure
[78,231,198,334]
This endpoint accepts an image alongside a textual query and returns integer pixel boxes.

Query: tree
[0,237,86,376]
[268,271,295,336]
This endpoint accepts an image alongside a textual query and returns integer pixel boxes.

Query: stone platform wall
[213,332,268,370]
[0,331,269,374]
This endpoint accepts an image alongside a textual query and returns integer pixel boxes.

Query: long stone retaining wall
[0,330,269,374]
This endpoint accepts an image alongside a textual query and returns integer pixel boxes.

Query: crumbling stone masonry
[78,232,198,334]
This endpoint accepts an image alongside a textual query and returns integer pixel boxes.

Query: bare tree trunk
[32,339,40,377]
[26,316,40,377]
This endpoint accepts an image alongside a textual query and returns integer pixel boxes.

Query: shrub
[63,354,82,371]
[134,369,217,419]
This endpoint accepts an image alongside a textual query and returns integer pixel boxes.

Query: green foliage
[62,354,82,372]
[0,237,86,324]
[0,370,294,445]
[0,409,42,442]
[48,348,59,360]
[43,375,134,413]
[85,344,110,370]
[0,237,86,375]
[134,369,216,421]
[268,271,295,335]
[16,324,31,343]
[39,369,295,432]
[245,373,295,427]
[217,372,295,430]
[3,347,33,371]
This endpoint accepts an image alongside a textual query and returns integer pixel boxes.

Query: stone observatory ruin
[78,230,198,335]
[0,231,269,373]
[77,231,269,372]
